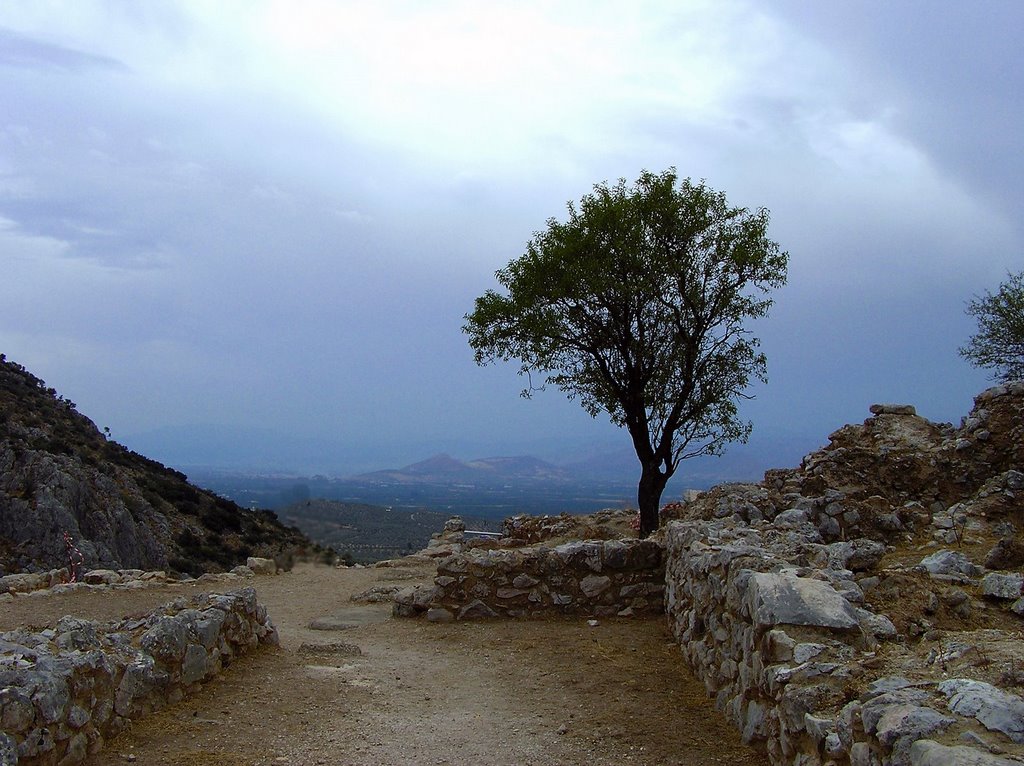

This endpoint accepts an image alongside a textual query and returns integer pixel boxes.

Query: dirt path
[5,562,767,766]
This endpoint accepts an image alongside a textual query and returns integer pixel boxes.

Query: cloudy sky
[1,1,1021,477]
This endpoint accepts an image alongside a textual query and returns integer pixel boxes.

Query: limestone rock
[140,616,190,665]
[773,508,809,528]
[938,678,1024,743]
[245,557,277,575]
[83,569,120,585]
[579,574,611,598]
[426,607,454,623]
[457,599,499,619]
[910,739,1019,766]
[872,704,954,764]
[392,585,439,617]
[984,538,1024,570]
[870,403,918,416]
[919,550,982,578]
[745,571,859,630]
[0,572,49,594]
[824,539,886,572]
[981,572,1024,600]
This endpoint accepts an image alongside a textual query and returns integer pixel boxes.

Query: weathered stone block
[579,574,611,599]
[919,550,982,578]
[495,587,529,600]
[745,572,859,630]
[910,739,1019,766]
[938,678,1024,743]
[457,600,499,619]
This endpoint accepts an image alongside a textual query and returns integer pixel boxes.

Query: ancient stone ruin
[4,380,1024,765]
[0,587,277,765]
[397,381,1024,766]
[395,538,664,621]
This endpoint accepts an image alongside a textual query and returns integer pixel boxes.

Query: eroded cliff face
[0,356,308,577]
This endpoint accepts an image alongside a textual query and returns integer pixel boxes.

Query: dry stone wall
[391,383,1024,765]
[396,539,664,621]
[662,382,1024,766]
[0,564,271,604]
[0,586,277,765]
[664,518,1024,766]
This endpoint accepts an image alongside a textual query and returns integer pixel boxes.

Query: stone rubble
[0,587,277,765]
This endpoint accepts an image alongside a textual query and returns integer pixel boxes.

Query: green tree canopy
[463,168,788,536]
[959,270,1024,382]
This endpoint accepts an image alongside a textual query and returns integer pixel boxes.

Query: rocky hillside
[0,355,309,577]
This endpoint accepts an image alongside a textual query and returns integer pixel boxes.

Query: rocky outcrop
[0,587,277,765]
[0,356,309,578]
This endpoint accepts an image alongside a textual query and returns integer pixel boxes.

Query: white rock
[246,557,277,575]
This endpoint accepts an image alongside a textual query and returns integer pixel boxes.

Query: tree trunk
[637,465,669,539]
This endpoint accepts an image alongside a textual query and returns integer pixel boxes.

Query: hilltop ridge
[0,355,309,576]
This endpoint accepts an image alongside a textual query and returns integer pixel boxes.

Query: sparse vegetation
[960,270,1024,381]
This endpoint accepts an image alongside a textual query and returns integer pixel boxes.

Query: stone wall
[0,587,277,765]
[0,561,277,605]
[397,539,664,621]
[664,519,1024,766]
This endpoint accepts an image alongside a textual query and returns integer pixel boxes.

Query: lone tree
[959,271,1024,382]
[464,169,788,537]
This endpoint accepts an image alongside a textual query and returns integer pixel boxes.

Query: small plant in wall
[950,505,970,548]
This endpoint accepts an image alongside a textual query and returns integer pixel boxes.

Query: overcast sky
[1,1,1021,476]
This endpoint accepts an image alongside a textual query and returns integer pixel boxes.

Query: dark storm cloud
[0,1,1020,478]
[764,0,1024,227]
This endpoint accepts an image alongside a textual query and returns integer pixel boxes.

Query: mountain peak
[401,453,471,475]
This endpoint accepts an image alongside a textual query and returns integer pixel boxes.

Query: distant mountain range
[182,430,823,521]
[350,431,819,490]
[124,418,822,491]
[356,453,574,486]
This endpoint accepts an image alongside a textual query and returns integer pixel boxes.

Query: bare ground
[2,562,767,766]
